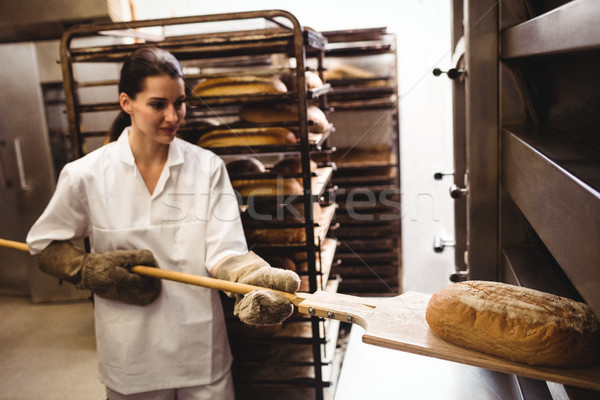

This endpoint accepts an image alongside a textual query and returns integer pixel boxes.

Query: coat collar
[116,127,184,168]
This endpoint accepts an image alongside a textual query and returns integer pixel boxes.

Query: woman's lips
[160,126,178,134]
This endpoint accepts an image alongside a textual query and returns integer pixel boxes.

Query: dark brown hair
[106,47,185,142]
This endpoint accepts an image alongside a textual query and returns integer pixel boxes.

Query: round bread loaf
[323,63,387,86]
[197,127,297,148]
[425,281,600,367]
[324,63,376,80]
[261,255,297,272]
[192,76,287,96]
[239,103,329,133]
[284,70,324,90]
[271,157,317,177]
[226,158,265,177]
[305,71,324,89]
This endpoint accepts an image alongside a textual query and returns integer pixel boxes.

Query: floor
[0,295,105,400]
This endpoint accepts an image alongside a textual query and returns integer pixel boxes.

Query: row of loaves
[192,73,330,149]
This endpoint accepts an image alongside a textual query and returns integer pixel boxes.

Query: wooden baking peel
[1,237,599,391]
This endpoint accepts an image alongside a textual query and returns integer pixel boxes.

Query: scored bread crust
[239,103,329,133]
[425,281,600,367]
[192,76,287,96]
[197,127,297,148]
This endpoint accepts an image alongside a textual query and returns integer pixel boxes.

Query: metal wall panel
[0,42,87,301]
[463,0,499,280]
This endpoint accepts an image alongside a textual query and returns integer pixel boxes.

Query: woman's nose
[164,105,178,122]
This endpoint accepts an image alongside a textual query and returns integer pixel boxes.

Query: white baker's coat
[27,128,248,394]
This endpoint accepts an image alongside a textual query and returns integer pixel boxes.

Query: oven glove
[215,251,300,326]
[38,240,161,306]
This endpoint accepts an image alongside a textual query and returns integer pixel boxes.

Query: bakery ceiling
[0,0,111,43]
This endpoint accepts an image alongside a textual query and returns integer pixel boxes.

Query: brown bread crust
[425,281,600,367]
[192,76,287,96]
[197,127,297,148]
[231,178,303,197]
[239,103,329,133]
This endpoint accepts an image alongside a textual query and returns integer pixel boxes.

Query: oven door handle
[14,138,30,191]
[0,139,10,189]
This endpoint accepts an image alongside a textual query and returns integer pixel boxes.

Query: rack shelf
[247,204,337,250]
[500,245,579,300]
[185,85,332,108]
[324,44,394,57]
[501,0,600,59]
[232,166,334,207]
[68,24,327,62]
[316,238,338,289]
[179,130,332,157]
[502,126,600,312]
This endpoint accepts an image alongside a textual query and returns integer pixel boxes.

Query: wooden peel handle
[130,265,298,302]
[130,266,259,296]
[0,238,29,252]
[0,238,298,302]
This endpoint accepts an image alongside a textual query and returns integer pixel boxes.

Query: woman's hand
[214,251,300,326]
[38,241,161,306]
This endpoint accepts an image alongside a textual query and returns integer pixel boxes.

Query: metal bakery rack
[317,27,402,296]
[59,10,343,400]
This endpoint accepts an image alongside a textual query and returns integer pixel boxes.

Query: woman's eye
[150,102,165,109]
[175,99,186,108]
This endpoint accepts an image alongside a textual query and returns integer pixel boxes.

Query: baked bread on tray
[426,281,600,367]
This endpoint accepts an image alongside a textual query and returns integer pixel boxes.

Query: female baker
[26,47,300,400]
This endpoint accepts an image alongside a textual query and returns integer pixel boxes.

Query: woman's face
[120,74,186,145]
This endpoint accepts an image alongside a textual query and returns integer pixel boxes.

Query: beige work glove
[38,241,161,306]
[215,251,300,326]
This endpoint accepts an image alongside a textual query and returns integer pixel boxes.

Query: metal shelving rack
[59,10,343,400]
[317,27,402,296]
